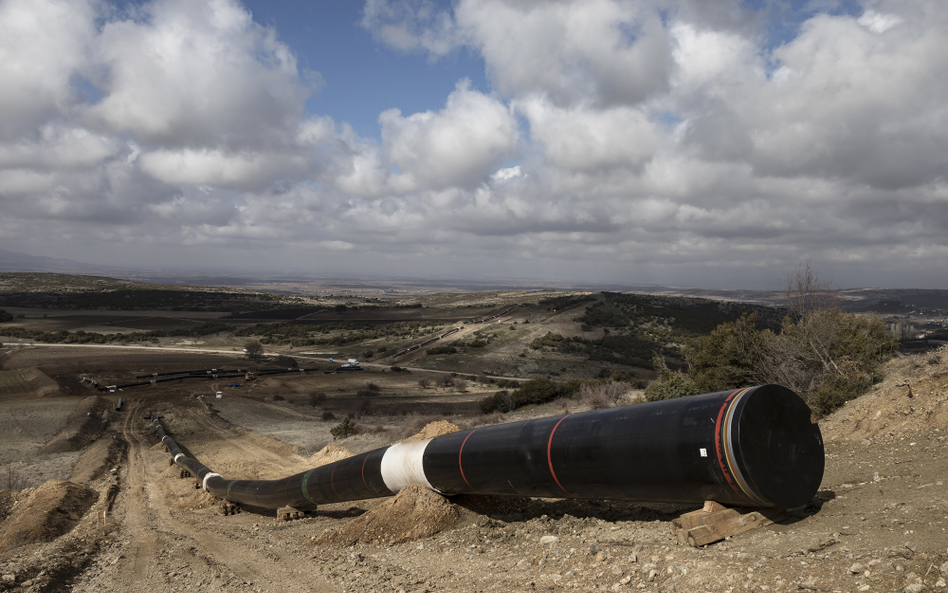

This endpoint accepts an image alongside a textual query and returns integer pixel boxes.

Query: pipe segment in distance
[155,384,824,510]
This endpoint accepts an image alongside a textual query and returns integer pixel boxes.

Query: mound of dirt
[306,443,352,467]
[398,420,460,443]
[40,396,113,454]
[0,367,61,399]
[314,485,463,546]
[820,346,948,442]
[69,433,127,484]
[19,367,61,397]
[0,480,98,551]
[176,489,219,511]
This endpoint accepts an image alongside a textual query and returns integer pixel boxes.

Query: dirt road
[62,395,341,593]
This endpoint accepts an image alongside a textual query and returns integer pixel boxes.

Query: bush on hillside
[685,265,898,415]
[479,390,512,413]
[644,357,699,402]
[330,416,357,439]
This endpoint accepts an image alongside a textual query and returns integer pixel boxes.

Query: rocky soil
[0,346,947,593]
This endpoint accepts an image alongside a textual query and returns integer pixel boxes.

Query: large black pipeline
[106,368,322,391]
[156,384,823,511]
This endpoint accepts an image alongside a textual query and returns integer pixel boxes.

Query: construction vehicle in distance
[244,371,257,381]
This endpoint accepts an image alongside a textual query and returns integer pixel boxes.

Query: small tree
[2,465,27,491]
[330,416,357,439]
[417,378,431,389]
[453,379,468,393]
[244,340,264,362]
[644,357,699,402]
[479,390,513,413]
[579,381,627,409]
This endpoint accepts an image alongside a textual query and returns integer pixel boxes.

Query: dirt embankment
[0,367,60,399]
[0,480,98,552]
[69,435,126,485]
[40,396,114,454]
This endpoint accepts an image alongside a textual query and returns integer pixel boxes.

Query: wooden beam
[673,502,787,547]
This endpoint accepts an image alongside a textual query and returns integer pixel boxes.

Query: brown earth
[397,419,460,443]
[0,480,98,552]
[315,485,464,547]
[0,345,946,593]
[39,396,113,454]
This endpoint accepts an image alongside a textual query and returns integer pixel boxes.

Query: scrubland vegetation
[0,268,916,417]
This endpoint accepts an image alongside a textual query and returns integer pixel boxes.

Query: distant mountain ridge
[2,249,946,315]
[0,248,103,274]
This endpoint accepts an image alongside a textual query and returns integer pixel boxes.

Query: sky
[0,0,946,290]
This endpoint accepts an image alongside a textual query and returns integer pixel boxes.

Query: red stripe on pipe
[331,465,338,496]
[458,429,479,490]
[547,415,571,495]
[361,455,370,490]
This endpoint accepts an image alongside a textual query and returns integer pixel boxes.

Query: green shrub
[510,378,581,408]
[688,313,772,393]
[330,416,357,439]
[809,374,871,416]
[479,391,512,414]
[644,357,699,402]
[427,346,457,355]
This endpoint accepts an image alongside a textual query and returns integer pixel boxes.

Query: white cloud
[516,98,665,172]
[670,22,757,92]
[88,0,308,147]
[379,80,519,191]
[857,10,902,34]
[138,148,306,188]
[361,0,460,55]
[456,0,672,106]
[0,0,97,139]
[491,166,521,182]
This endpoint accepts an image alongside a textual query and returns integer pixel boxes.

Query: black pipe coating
[155,384,823,511]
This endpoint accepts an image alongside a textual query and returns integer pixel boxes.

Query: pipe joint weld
[202,472,222,491]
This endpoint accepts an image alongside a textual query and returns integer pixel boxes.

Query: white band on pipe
[173,453,184,463]
[380,440,434,493]
[203,472,222,491]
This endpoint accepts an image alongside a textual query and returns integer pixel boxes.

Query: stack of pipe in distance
[155,384,824,511]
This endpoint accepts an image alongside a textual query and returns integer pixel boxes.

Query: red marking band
[330,465,338,496]
[713,390,742,498]
[458,429,479,490]
[362,455,370,490]
[547,415,571,495]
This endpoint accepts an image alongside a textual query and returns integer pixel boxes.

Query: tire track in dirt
[101,396,340,593]
[181,406,311,476]
[119,396,162,581]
